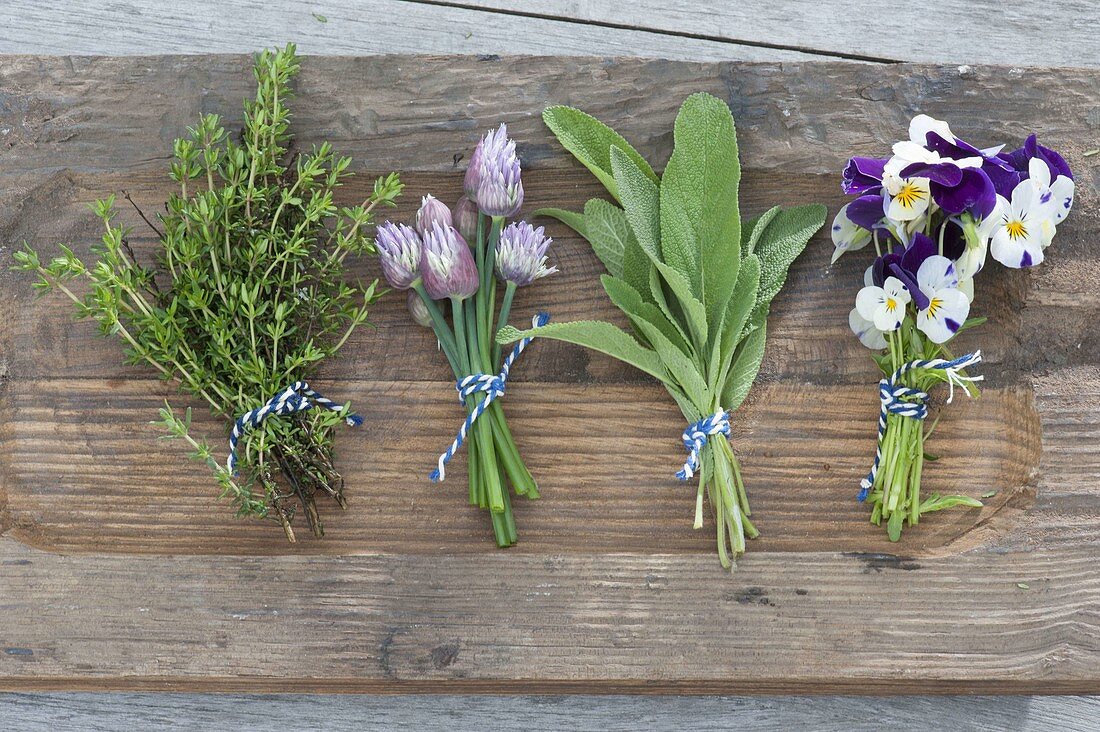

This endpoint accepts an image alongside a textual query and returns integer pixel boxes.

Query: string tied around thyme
[676,409,732,481]
[228,381,362,476]
[857,351,983,502]
[430,312,550,482]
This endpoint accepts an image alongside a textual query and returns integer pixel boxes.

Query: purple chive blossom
[406,290,433,328]
[420,222,479,300]
[475,124,524,218]
[375,221,423,290]
[464,134,487,202]
[453,195,479,242]
[415,194,453,237]
[495,222,558,287]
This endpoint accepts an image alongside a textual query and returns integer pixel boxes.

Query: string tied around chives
[857,350,983,502]
[227,381,362,476]
[430,312,549,482]
[676,409,731,481]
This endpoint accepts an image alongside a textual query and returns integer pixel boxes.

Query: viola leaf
[659,92,742,316]
[919,493,984,513]
[496,320,668,382]
[543,105,657,203]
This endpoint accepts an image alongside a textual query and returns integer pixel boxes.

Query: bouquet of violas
[831,115,1073,540]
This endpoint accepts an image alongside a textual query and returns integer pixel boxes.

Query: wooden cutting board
[0,55,1096,693]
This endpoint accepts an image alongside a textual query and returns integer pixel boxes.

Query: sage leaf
[543,105,657,203]
[583,199,633,279]
[751,203,828,318]
[533,206,588,240]
[497,320,668,382]
[610,146,661,261]
[602,275,693,357]
[659,92,742,317]
[721,317,767,412]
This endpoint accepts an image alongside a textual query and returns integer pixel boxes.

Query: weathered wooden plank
[0,379,1038,555]
[3,692,1099,731]
[459,0,1100,67]
[0,55,1098,694]
[1,539,1099,693]
[0,0,818,61]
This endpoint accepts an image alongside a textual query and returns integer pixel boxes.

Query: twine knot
[676,409,731,480]
[430,312,549,482]
[858,351,982,502]
[228,381,361,476]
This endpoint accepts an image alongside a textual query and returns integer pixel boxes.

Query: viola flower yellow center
[927,297,942,317]
[1005,219,1027,240]
[894,181,925,209]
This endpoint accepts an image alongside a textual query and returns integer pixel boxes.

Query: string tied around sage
[676,409,731,481]
[228,381,362,476]
[857,351,983,502]
[430,312,549,482]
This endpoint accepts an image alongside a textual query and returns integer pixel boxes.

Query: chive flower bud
[454,195,479,242]
[407,290,433,328]
[421,222,479,300]
[415,194,453,237]
[375,221,422,290]
[476,124,524,217]
[464,135,485,201]
[495,221,557,287]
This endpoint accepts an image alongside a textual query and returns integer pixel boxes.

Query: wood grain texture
[0,0,819,61]
[3,692,1100,731]
[458,0,1100,66]
[0,55,1098,694]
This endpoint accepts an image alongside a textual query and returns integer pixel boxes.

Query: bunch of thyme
[13,45,402,540]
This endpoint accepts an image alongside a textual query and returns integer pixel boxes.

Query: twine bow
[228,381,362,475]
[676,409,732,480]
[430,312,549,482]
[858,351,983,502]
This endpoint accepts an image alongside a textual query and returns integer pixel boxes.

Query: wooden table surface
[2,1,1099,729]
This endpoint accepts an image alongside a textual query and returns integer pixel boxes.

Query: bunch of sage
[498,93,826,566]
[13,45,402,541]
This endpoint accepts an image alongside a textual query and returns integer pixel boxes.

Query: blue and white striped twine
[430,312,550,482]
[227,381,362,476]
[857,351,983,502]
[676,409,731,481]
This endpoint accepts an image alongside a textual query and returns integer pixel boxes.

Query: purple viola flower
[899,159,996,218]
[922,130,1018,200]
[1001,133,1073,182]
[421,222,479,301]
[415,194,453,237]
[375,221,423,290]
[453,195,479,242]
[842,157,888,195]
[496,221,558,287]
[846,193,889,230]
[870,232,957,312]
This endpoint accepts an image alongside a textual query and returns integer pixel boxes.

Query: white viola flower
[1025,156,1074,226]
[914,255,970,344]
[883,174,931,222]
[909,114,956,145]
[830,203,872,263]
[990,184,1049,268]
[849,308,888,350]
[855,276,910,332]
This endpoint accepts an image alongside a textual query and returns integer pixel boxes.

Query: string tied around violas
[227,381,362,475]
[430,312,550,482]
[857,351,983,502]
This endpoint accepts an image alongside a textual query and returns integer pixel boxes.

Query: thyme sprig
[13,45,402,540]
